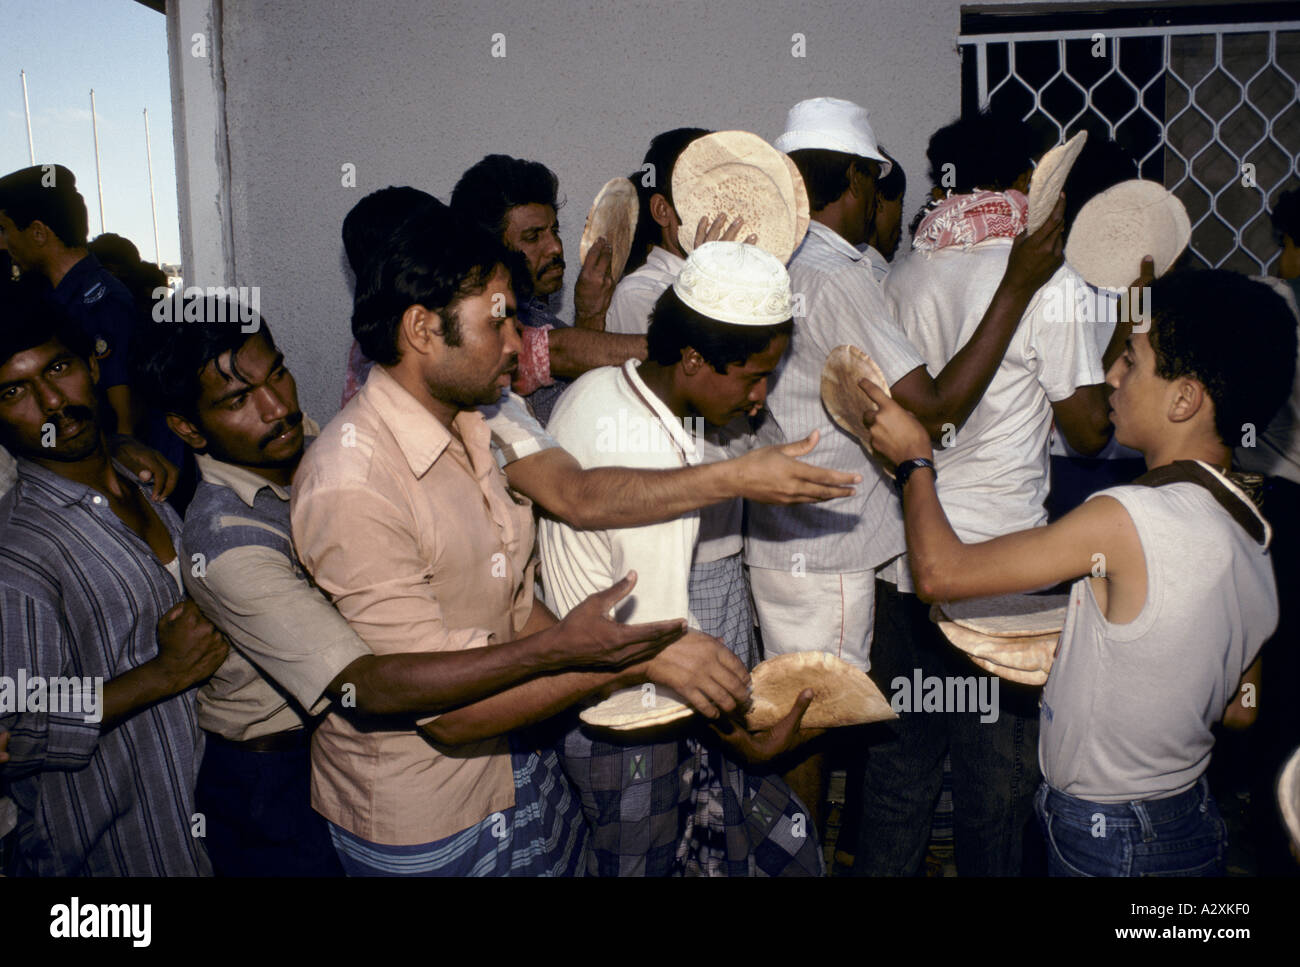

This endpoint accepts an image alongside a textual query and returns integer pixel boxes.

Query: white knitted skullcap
[672,241,793,326]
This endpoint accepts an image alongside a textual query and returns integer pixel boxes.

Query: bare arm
[103,601,229,731]
[548,329,647,380]
[422,607,750,746]
[327,573,685,716]
[858,377,1144,605]
[1051,385,1113,457]
[506,431,859,529]
[891,194,1068,440]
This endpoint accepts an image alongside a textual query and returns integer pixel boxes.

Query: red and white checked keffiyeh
[913,189,1029,253]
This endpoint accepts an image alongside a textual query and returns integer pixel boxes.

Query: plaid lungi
[557,553,823,876]
[327,739,587,876]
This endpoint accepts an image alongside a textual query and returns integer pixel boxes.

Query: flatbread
[939,592,1068,638]
[935,617,1058,686]
[673,130,807,264]
[745,651,896,730]
[1026,130,1087,234]
[1065,179,1191,289]
[579,685,693,731]
[1278,745,1300,854]
[820,344,893,473]
[780,151,811,259]
[579,177,639,284]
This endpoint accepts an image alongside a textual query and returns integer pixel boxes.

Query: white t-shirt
[606,246,686,335]
[1041,469,1276,802]
[885,239,1105,542]
[539,360,700,626]
[600,244,744,563]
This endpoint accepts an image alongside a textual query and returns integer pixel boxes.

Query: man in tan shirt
[292,207,751,875]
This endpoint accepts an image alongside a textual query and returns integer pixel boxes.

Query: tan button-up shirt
[290,365,537,845]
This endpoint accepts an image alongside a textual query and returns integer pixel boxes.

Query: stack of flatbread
[580,651,896,733]
[1065,179,1192,289]
[672,130,811,264]
[933,593,1069,686]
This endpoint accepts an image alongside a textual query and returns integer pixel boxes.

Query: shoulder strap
[1134,460,1268,546]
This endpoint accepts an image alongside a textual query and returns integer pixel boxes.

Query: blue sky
[1,0,180,265]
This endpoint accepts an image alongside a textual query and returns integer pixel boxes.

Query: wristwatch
[894,457,936,496]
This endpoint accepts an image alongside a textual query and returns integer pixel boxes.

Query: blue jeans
[852,582,1041,876]
[1034,776,1226,877]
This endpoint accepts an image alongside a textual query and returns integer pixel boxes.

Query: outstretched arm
[506,430,859,529]
[859,377,1144,605]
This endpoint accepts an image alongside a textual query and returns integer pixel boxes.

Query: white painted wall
[173,0,1147,424]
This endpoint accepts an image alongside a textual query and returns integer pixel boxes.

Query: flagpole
[20,70,35,164]
[144,108,161,266]
[90,89,106,235]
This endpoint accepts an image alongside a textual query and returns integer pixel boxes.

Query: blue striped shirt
[0,459,210,876]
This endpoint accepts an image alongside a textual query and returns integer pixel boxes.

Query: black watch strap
[894,457,936,496]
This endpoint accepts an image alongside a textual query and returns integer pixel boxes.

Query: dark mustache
[260,410,304,448]
[540,257,565,275]
[51,404,96,429]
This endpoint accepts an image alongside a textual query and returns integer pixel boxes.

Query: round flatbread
[966,651,1052,687]
[1065,179,1191,289]
[673,130,808,264]
[579,685,693,731]
[820,344,893,473]
[1026,130,1087,235]
[745,651,896,730]
[939,592,1069,638]
[780,151,811,258]
[579,177,639,284]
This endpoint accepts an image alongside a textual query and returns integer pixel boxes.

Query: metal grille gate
[959,18,1300,275]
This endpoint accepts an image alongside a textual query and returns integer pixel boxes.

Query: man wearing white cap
[540,241,823,876]
[746,96,1068,830]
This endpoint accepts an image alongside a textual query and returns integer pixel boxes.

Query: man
[859,148,905,280]
[606,127,709,333]
[863,269,1295,877]
[541,240,822,876]
[136,294,688,876]
[450,155,647,423]
[862,114,1114,877]
[744,96,1067,826]
[1232,190,1300,874]
[0,292,228,876]
[601,130,764,672]
[339,185,862,527]
[0,165,140,436]
[291,206,752,875]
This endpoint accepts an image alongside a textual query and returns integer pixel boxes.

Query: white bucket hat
[774,97,892,176]
[673,240,793,326]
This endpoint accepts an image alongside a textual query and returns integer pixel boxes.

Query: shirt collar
[17,453,148,509]
[621,359,700,461]
[194,414,320,507]
[52,253,100,299]
[646,246,686,276]
[806,220,864,262]
[361,364,492,478]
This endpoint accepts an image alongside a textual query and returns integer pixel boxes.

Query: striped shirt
[0,459,210,876]
[745,221,925,574]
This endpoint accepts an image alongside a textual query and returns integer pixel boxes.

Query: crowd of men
[1,95,1298,878]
